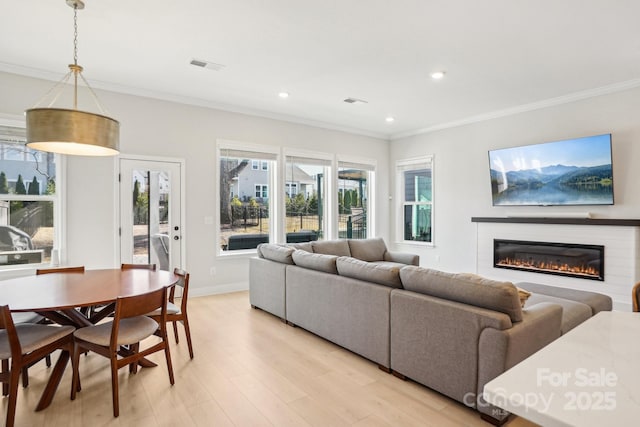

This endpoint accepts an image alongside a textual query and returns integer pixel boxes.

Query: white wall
[0,71,390,294]
[390,87,640,285]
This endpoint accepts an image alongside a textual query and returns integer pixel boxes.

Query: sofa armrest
[384,250,419,265]
[476,302,562,419]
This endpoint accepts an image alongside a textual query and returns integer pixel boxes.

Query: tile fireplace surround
[472,217,640,311]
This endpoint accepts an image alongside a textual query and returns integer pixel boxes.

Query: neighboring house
[233,160,319,203]
[0,142,54,196]
[132,170,170,197]
[284,164,316,198]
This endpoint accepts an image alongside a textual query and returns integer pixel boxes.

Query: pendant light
[25,0,119,156]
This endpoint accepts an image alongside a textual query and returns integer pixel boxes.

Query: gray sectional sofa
[249,237,612,425]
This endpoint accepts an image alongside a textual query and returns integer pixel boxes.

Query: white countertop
[483,311,640,427]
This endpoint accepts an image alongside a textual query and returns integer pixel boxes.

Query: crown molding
[390,78,640,140]
[0,62,388,141]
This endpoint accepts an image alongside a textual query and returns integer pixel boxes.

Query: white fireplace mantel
[472,217,640,311]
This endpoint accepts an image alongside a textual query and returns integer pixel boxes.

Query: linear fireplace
[493,239,604,281]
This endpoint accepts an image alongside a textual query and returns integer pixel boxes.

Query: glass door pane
[120,159,182,271]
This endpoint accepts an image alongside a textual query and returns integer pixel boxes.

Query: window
[285,183,298,196]
[255,184,268,199]
[0,125,60,266]
[218,143,277,253]
[397,156,433,243]
[285,154,331,242]
[251,160,269,171]
[337,160,374,239]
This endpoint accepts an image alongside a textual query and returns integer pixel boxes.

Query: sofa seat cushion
[312,240,351,257]
[526,294,592,334]
[517,282,612,315]
[348,237,387,262]
[257,244,295,264]
[292,250,339,274]
[336,257,403,288]
[399,266,523,322]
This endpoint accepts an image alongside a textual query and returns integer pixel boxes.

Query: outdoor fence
[228,205,366,239]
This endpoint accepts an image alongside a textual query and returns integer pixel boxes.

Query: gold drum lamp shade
[25,0,120,156]
[26,108,119,156]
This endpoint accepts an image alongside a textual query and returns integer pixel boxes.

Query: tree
[0,172,8,194]
[293,193,306,213]
[28,176,40,195]
[220,158,249,225]
[343,190,352,212]
[45,178,56,195]
[15,175,26,195]
[308,191,318,213]
[133,179,141,207]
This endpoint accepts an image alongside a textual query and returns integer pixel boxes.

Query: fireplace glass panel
[493,239,604,281]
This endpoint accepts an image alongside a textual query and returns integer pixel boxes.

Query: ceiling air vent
[343,97,368,104]
[190,58,225,71]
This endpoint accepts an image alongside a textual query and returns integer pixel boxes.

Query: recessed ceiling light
[343,97,368,104]
[385,117,395,123]
[430,71,445,80]
[190,58,225,71]
[278,92,289,99]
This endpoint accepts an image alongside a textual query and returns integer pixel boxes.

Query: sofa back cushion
[292,250,339,274]
[256,244,295,264]
[336,257,403,288]
[399,266,523,322]
[287,242,314,252]
[348,238,387,262]
[312,240,351,257]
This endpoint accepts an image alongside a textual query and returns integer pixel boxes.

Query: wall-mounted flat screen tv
[489,134,614,206]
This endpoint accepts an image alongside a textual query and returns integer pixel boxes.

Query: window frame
[336,156,376,240]
[216,140,280,257]
[0,120,64,272]
[283,149,333,242]
[396,155,434,246]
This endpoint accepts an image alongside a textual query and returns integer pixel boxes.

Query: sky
[489,134,612,173]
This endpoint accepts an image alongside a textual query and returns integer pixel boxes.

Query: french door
[119,158,184,271]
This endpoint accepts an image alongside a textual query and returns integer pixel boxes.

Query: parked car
[0,225,34,251]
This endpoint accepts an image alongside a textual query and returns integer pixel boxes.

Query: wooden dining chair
[71,286,174,417]
[8,266,84,390]
[0,305,76,427]
[632,281,640,312]
[147,268,194,359]
[121,263,156,270]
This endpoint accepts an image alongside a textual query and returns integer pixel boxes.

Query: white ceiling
[2,0,640,139]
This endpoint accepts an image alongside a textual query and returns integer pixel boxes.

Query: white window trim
[336,154,376,240]
[283,148,334,242]
[396,155,434,246]
[0,117,65,275]
[216,140,281,257]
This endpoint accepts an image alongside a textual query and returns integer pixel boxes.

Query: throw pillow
[516,287,532,307]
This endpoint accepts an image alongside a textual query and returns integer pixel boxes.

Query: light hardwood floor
[4,291,539,426]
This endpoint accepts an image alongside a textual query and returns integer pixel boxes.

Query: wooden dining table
[0,268,178,411]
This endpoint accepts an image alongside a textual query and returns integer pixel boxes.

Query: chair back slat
[115,286,166,320]
[36,266,85,275]
[121,263,156,271]
[173,268,190,312]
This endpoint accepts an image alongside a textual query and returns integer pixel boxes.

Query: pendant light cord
[30,0,111,116]
[72,4,79,109]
